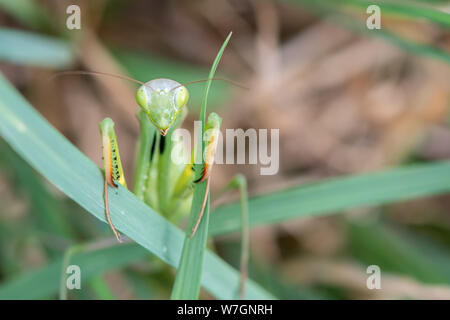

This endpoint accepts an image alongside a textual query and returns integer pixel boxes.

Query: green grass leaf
[337,0,450,28]
[349,220,450,284]
[0,0,51,30]
[0,243,148,299]
[210,161,450,235]
[0,28,74,68]
[89,275,117,300]
[0,73,273,300]
[288,0,450,27]
[1,142,74,239]
[171,32,233,300]
[286,0,450,64]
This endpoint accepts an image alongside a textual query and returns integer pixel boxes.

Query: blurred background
[0,0,450,299]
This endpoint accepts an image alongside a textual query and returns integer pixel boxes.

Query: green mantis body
[59,70,249,298]
[100,77,221,241]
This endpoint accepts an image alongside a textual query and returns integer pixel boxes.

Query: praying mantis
[96,73,226,240]
[56,70,249,297]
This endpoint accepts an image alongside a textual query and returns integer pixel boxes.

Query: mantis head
[50,70,245,136]
[136,79,189,136]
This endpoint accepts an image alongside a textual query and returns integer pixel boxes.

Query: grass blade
[171,32,232,300]
[286,0,450,64]
[288,0,450,27]
[349,220,450,284]
[2,142,74,238]
[0,73,273,300]
[337,0,450,28]
[210,161,450,235]
[0,28,74,68]
[89,275,116,300]
[0,243,148,299]
[0,0,51,30]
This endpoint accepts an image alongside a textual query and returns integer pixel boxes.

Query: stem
[217,174,249,299]
[59,244,83,300]
[59,238,126,300]
[238,177,249,299]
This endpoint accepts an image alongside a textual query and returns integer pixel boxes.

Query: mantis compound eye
[173,86,189,109]
[136,86,151,113]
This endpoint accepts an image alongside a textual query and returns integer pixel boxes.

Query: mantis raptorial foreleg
[182,111,249,298]
[100,118,127,242]
[189,112,222,238]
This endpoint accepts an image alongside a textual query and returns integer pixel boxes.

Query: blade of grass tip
[171,32,232,300]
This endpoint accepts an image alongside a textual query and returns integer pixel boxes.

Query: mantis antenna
[51,71,248,91]
[50,70,156,91]
[171,77,249,91]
